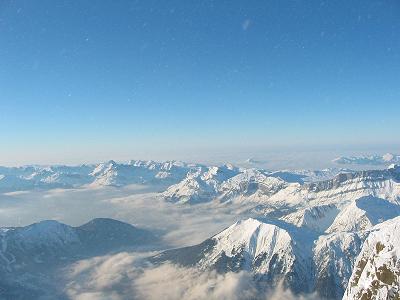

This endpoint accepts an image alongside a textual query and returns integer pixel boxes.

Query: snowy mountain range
[0,160,197,192]
[1,161,400,299]
[0,160,348,194]
[153,164,400,299]
[161,165,351,205]
[333,153,400,166]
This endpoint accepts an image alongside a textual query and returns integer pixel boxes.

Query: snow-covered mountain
[0,159,357,199]
[0,160,198,192]
[333,153,400,166]
[152,216,370,298]
[0,218,156,273]
[161,164,400,212]
[0,218,157,299]
[152,218,314,293]
[162,164,241,204]
[161,166,351,204]
[343,216,400,300]
[90,159,197,187]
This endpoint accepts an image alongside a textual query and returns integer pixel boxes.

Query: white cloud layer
[64,252,319,300]
[0,186,256,247]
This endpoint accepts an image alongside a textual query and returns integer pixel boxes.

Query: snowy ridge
[326,196,400,233]
[0,160,358,199]
[162,168,292,204]
[153,217,313,293]
[333,153,400,166]
[343,217,400,300]
[281,204,339,233]
[313,231,367,299]
[162,165,241,204]
[201,218,296,272]
[153,216,370,297]
[89,160,195,187]
[162,165,400,207]
[267,165,400,210]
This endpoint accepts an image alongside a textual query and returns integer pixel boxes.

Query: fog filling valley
[0,185,250,247]
[0,184,321,299]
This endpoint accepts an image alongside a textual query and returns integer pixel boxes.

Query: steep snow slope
[153,218,313,293]
[198,218,315,295]
[327,196,400,233]
[343,217,400,300]
[313,231,367,299]
[281,204,339,233]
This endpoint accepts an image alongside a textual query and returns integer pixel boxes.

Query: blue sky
[1,0,399,165]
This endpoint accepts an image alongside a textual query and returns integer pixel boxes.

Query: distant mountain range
[0,160,348,193]
[0,160,195,192]
[333,153,400,166]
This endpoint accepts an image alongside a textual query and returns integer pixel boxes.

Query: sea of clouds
[0,183,320,299]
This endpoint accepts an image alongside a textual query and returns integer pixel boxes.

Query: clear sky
[1,0,399,165]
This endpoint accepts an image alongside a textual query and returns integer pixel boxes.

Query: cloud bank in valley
[0,185,253,247]
[64,252,319,300]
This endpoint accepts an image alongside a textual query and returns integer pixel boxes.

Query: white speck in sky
[242,19,251,31]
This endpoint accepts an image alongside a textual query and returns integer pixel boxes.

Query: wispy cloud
[242,19,251,31]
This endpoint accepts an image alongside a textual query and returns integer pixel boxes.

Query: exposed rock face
[343,217,400,300]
